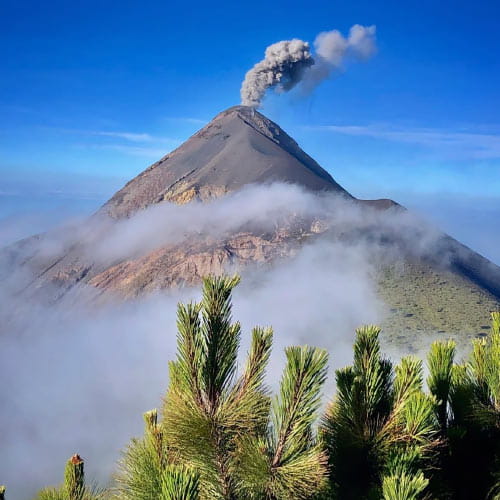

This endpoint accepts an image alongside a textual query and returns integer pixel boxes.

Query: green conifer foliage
[163,276,331,499]
[162,275,272,499]
[65,455,85,500]
[117,275,329,500]
[429,312,500,499]
[235,345,329,500]
[31,276,499,500]
[34,489,66,500]
[34,454,102,500]
[160,465,200,500]
[322,325,438,499]
[115,409,168,500]
[427,340,456,431]
[381,470,428,500]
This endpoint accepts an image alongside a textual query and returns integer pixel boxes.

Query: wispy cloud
[87,129,180,145]
[165,116,207,125]
[43,126,179,145]
[305,124,500,159]
[92,131,156,142]
[94,143,180,158]
[48,126,182,157]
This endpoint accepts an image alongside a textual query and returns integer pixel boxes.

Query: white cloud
[88,130,180,146]
[165,116,207,125]
[1,182,492,499]
[74,129,182,158]
[94,143,180,158]
[1,184,390,498]
[306,123,500,159]
[92,131,155,142]
[45,126,179,146]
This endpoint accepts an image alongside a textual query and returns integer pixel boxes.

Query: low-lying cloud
[0,183,467,499]
[14,184,444,271]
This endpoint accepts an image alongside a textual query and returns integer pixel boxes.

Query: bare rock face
[87,232,300,299]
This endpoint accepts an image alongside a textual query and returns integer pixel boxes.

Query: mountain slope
[1,105,499,346]
[101,106,352,218]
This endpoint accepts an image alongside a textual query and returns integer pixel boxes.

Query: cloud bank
[0,183,465,499]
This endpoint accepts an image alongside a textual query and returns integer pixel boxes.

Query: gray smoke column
[241,24,377,108]
[240,39,314,108]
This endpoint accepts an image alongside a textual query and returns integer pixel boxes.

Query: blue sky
[1,0,500,262]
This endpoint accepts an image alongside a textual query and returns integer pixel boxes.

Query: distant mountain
[2,105,499,347]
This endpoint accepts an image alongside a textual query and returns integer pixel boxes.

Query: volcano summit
[101,106,351,218]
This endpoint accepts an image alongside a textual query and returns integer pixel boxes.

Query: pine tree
[162,275,272,499]
[427,313,500,499]
[163,275,329,499]
[322,326,438,500]
[26,275,500,500]
[117,275,328,500]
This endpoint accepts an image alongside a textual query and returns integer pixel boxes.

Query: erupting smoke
[240,39,314,108]
[240,24,377,108]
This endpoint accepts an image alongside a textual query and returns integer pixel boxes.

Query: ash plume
[240,24,377,108]
[240,39,314,108]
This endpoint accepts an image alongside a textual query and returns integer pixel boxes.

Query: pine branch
[223,327,273,433]
[449,363,474,425]
[200,275,241,411]
[144,409,166,468]
[381,470,429,500]
[65,455,85,500]
[235,327,273,398]
[176,301,204,405]
[271,345,328,468]
[427,340,455,431]
[393,357,424,407]
[160,465,200,500]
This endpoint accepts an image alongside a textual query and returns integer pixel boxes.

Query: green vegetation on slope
[378,261,500,352]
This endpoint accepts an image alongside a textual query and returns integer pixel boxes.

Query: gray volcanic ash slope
[1,105,499,344]
[101,106,351,218]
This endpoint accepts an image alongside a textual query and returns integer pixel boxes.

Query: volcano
[2,105,499,346]
[102,106,350,218]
